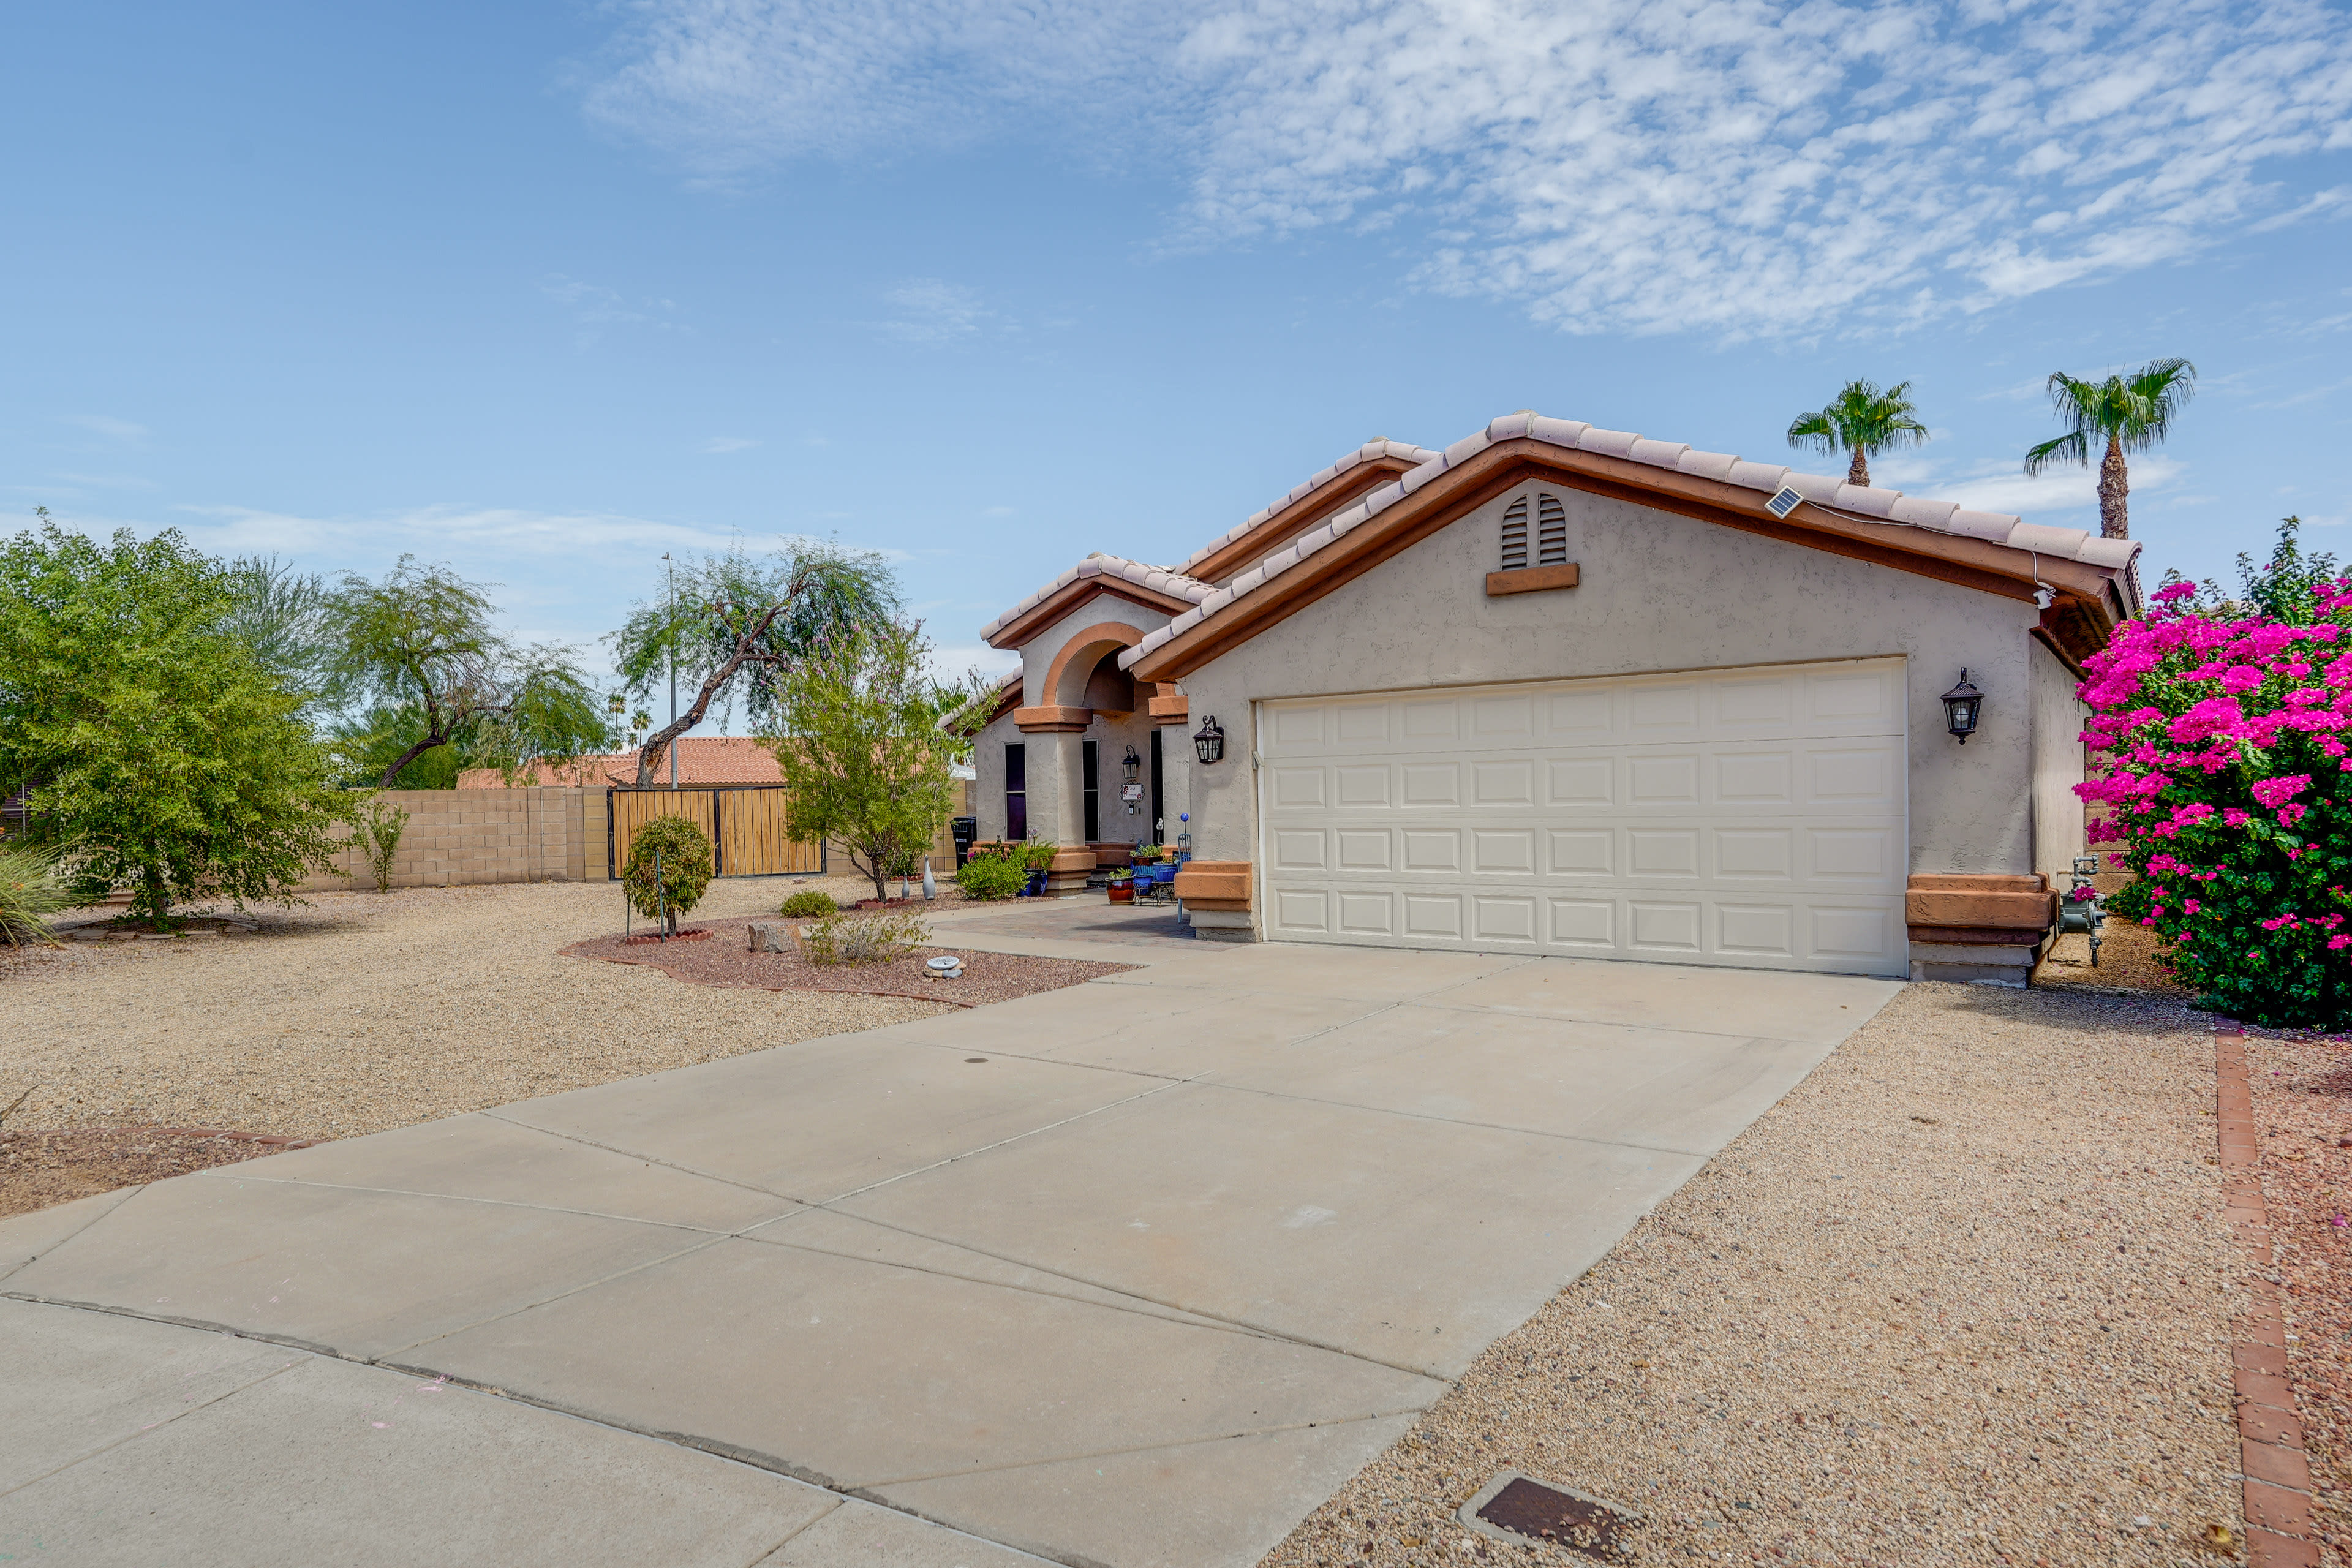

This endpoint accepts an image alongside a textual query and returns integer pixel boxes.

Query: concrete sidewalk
[1,911,1899,1567]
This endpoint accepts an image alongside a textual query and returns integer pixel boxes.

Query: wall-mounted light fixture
[1940,669,1984,744]
[1193,715,1226,765]
[1121,745,1141,784]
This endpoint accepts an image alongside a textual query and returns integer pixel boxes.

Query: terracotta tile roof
[1122,411,2142,673]
[1174,439,1446,579]
[976,552,1215,645]
[456,737,783,789]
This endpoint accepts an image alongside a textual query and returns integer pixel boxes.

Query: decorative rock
[747,921,795,954]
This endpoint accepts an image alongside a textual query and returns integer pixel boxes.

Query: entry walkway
[1,911,1900,1567]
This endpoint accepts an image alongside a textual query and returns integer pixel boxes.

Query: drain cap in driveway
[1457,1470,1642,1560]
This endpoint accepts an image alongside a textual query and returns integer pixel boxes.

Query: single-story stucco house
[969,410,2138,984]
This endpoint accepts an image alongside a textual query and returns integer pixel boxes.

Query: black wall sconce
[1941,669,1984,743]
[1121,745,1141,783]
[1193,715,1226,764]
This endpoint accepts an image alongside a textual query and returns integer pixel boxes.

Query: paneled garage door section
[1257,660,1907,975]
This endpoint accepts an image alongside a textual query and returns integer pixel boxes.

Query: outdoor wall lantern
[1940,669,1985,744]
[1121,745,1141,784]
[1193,715,1226,765]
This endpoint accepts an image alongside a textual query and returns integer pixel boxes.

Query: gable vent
[1500,496,1529,570]
[1537,493,1567,566]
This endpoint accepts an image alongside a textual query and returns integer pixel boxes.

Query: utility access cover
[1457,1471,1642,1561]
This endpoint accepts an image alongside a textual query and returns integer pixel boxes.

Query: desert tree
[0,521,345,927]
[1785,379,1929,489]
[323,557,608,786]
[608,541,898,788]
[2024,358,2196,540]
[767,619,957,901]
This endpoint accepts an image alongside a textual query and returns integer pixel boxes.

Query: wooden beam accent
[1486,562,1580,597]
[1014,705,1091,733]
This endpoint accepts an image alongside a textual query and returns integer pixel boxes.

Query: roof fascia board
[1185,458,1421,584]
[1130,440,2127,682]
[983,580,1193,652]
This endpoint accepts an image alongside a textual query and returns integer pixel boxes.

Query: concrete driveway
[1,905,1899,1567]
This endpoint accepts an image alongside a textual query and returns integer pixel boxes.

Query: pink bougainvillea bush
[2077,523,2352,1027]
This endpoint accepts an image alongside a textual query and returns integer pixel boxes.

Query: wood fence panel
[718,788,822,875]
[608,790,717,878]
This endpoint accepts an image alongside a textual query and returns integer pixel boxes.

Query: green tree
[2023,358,2196,540]
[323,557,607,786]
[1784,379,1928,489]
[767,620,957,901]
[609,542,898,787]
[0,522,345,928]
[221,554,333,712]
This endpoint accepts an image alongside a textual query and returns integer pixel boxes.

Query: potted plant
[1019,839,1058,897]
[1106,867,1135,904]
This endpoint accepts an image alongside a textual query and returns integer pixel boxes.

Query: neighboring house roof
[1121,411,2143,682]
[979,553,1215,650]
[456,736,785,789]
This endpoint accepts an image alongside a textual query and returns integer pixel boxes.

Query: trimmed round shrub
[2079,537,2352,1027]
[956,854,1024,900]
[779,889,840,919]
[621,816,714,935]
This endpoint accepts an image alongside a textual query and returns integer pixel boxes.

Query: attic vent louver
[1537,493,1567,566]
[1500,497,1529,570]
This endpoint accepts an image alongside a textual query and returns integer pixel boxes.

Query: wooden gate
[607,786,823,878]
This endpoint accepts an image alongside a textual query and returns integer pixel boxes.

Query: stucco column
[1156,720,1194,852]
[1020,728,1086,849]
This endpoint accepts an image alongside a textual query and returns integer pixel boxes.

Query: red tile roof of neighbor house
[456,737,783,789]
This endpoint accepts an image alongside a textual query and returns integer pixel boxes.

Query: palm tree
[2022,359,2196,540]
[1785,380,1929,489]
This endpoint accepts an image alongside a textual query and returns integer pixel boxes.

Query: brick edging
[2217,1027,2323,1566]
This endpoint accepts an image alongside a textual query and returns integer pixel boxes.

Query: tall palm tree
[2022,359,2196,540]
[1785,380,1929,489]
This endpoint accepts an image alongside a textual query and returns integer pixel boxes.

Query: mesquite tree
[323,557,607,786]
[608,543,899,787]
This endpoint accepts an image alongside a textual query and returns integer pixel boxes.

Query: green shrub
[0,839,72,948]
[1019,839,1060,872]
[343,796,409,894]
[956,855,1024,900]
[779,888,839,918]
[621,816,715,936]
[799,910,928,966]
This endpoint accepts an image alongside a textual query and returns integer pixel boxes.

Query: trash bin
[951,816,978,868]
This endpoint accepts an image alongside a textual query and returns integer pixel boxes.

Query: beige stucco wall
[2029,639,2089,879]
[974,588,1184,849]
[1175,485,2044,880]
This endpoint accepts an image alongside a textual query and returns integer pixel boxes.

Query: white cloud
[701,435,761,453]
[63,415,148,443]
[538,274,684,347]
[1933,456,2183,518]
[876,278,994,343]
[587,0,2352,339]
[171,501,756,560]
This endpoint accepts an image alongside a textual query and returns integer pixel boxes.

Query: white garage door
[1257,659,1908,975]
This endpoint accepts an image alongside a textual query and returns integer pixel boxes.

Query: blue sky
[6,0,2349,709]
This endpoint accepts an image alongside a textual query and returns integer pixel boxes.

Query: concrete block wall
[301,788,594,892]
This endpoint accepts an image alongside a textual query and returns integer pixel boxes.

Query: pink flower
[2223,809,2252,827]
[2333,936,2352,951]
[2252,774,2313,808]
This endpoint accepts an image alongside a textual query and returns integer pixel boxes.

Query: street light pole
[664,552,677,790]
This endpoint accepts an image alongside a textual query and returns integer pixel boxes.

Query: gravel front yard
[0,878,952,1145]
[1263,982,2248,1567]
